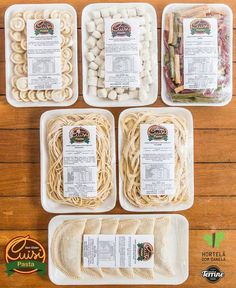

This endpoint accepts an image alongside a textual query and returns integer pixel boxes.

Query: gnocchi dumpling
[84,5,155,103]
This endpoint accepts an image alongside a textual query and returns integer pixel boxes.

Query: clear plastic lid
[161,4,233,106]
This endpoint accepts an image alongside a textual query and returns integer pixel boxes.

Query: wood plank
[0,163,40,196]
[0,0,236,27]
[2,96,236,129]
[0,229,235,287]
[0,196,235,229]
[1,163,236,197]
[194,163,236,196]
[0,129,236,163]
[0,130,40,163]
[194,129,236,163]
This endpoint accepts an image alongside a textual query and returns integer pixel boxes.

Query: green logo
[137,242,153,261]
[147,125,168,141]
[190,19,211,35]
[5,235,46,276]
[69,127,90,144]
[203,231,225,248]
[34,20,54,35]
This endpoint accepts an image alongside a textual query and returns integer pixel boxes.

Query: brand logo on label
[203,231,225,248]
[147,125,168,141]
[69,127,90,144]
[137,242,154,261]
[190,19,211,35]
[34,20,54,35]
[5,235,46,276]
[201,266,224,283]
[111,22,131,37]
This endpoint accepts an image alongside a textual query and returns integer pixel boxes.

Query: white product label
[104,18,140,88]
[140,124,175,195]
[83,234,154,268]
[62,126,97,198]
[27,19,62,90]
[183,18,218,90]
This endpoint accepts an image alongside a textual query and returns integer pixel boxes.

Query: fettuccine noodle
[120,111,189,207]
[47,113,113,208]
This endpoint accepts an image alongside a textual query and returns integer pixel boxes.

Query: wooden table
[0,0,236,287]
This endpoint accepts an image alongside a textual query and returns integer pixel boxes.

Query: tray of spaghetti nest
[40,108,116,213]
[119,107,194,212]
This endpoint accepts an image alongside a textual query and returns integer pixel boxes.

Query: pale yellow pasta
[9,9,74,103]
[47,113,113,208]
[120,111,189,207]
[51,216,174,280]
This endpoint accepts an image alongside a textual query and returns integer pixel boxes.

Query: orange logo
[5,235,46,276]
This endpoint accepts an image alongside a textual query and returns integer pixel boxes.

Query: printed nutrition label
[62,126,97,198]
[27,19,62,90]
[83,234,154,268]
[104,18,140,88]
[140,124,175,195]
[183,18,218,90]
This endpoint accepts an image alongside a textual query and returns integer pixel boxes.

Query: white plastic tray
[118,107,194,212]
[48,214,189,285]
[40,108,116,213]
[161,3,233,107]
[82,3,158,107]
[5,4,78,107]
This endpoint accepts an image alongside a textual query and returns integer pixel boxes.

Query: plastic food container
[119,107,194,212]
[161,4,233,106]
[82,3,158,107]
[40,108,116,213]
[5,4,78,107]
[48,214,189,285]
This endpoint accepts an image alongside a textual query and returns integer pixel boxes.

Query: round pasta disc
[12,88,22,101]
[11,42,24,53]
[28,90,39,102]
[51,90,66,102]
[19,91,30,102]
[36,91,47,101]
[16,76,28,91]
[10,17,25,31]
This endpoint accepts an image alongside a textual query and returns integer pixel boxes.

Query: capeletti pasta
[120,109,192,208]
[6,4,77,105]
[46,113,113,209]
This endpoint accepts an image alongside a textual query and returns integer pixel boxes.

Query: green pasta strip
[169,46,175,79]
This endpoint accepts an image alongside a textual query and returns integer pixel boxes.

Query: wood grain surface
[0,0,236,287]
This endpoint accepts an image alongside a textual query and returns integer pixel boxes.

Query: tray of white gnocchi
[82,3,158,107]
[5,4,78,107]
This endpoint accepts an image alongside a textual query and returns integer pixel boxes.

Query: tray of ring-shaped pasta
[5,4,78,107]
